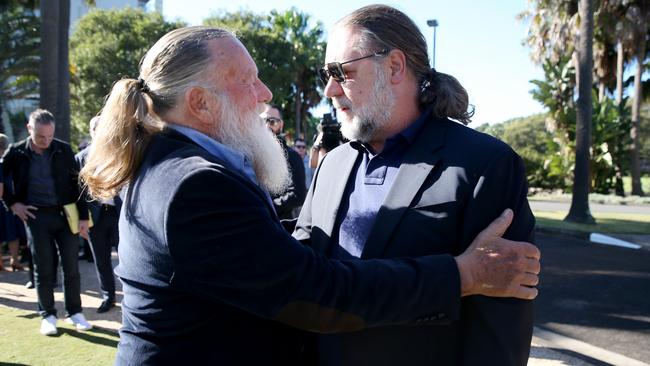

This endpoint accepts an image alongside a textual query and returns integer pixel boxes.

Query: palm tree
[39,0,71,141]
[628,1,648,196]
[565,0,596,223]
[270,9,325,137]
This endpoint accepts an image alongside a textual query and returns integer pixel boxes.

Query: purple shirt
[331,110,430,259]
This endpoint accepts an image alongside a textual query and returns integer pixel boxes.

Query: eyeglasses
[294,145,306,149]
[318,49,389,85]
[265,117,282,125]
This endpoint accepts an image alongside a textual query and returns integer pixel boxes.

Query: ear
[387,49,407,84]
[185,87,215,125]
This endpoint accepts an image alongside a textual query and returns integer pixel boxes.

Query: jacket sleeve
[459,148,535,366]
[69,146,88,221]
[166,167,461,333]
[272,149,307,216]
[0,146,18,207]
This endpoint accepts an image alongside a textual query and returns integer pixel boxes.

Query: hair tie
[137,78,150,93]
[420,68,437,94]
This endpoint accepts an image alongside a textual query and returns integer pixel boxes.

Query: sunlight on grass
[534,211,650,234]
[0,306,118,366]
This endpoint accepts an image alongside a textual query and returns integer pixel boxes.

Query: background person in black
[260,104,306,219]
[76,116,121,313]
[0,109,92,335]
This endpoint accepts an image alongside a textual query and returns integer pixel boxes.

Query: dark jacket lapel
[310,143,359,253]
[160,128,279,221]
[361,117,449,259]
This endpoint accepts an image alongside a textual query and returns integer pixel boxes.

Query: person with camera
[309,113,345,170]
[260,104,306,219]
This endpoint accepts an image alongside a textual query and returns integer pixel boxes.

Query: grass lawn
[534,211,650,235]
[0,306,118,366]
[623,176,650,195]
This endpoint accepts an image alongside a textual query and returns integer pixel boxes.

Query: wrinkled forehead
[325,25,364,63]
[207,37,258,84]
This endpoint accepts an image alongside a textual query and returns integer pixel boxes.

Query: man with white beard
[80,26,540,365]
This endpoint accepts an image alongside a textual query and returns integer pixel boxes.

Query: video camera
[318,113,344,152]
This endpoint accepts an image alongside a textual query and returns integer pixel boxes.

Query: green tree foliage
[69,8,184,145]
[0,4,39,137]
[204,8,325,139]
[529,56,631,195]
[477,114,563,190]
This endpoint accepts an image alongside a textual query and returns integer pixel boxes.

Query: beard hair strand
[215,95,291,195]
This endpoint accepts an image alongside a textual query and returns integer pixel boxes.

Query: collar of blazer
[159,128,280,221]
[314,115,451,259]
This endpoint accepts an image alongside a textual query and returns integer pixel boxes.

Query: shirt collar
[351,108,431,155]
[167,123,259,183]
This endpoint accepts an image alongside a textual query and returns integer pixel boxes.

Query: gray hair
[338,5,474,124]
[81,26,234,200]
[28,108,55,127]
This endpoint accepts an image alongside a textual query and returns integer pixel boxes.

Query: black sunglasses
[265,117,282,125]
[318,49,389,85]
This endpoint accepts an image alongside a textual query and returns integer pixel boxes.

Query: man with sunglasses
[293,138,313,189]
[294,5,537,366]
[260,104,306,219]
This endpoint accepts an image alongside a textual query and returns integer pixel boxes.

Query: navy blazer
[294,117,536,366]
[75,147,122,223]
[114,129,464,365]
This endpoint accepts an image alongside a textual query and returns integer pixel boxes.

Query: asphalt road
[535,233,650,363]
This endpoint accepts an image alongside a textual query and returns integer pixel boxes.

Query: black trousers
[89,205,119,301]
[26,208,82,318]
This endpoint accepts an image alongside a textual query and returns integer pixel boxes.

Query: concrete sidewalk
[0,253,640,366]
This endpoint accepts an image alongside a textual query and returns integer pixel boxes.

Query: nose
[323,77,343,98]
[257,81,273,103]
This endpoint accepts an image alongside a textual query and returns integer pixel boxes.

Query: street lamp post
[427,19,438,68]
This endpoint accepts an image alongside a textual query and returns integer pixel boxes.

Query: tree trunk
[598,82,605,102]
[0,102,4,135]
[565,0,595,224]
[294,88,302,138]
[39,0,59,120]
[614,40,625,197]
[616,41,623,105]
[630,31,646,196]
[57,0,71,142]
[39,0,71,142]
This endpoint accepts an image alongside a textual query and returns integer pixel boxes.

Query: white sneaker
[40,315,58,336]
[65,312,93,331]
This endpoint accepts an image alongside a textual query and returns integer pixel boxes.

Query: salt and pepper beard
[214,93,290,195]
[339,62,396,143]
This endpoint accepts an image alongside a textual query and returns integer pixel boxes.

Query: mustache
[333,99,352,110]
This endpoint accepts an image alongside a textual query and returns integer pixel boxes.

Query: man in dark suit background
[294,5,537,366]
[260,104,306,219]
[79,26,540,365]
[1,109,92,335]
[76,116,121,313]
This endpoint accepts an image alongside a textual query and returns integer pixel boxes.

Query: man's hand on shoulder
[455,209,541,300]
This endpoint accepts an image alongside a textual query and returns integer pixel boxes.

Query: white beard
[215,95,290,195]
[339,62,395,143]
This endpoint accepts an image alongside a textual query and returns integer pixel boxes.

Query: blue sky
[161,0,546,126]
